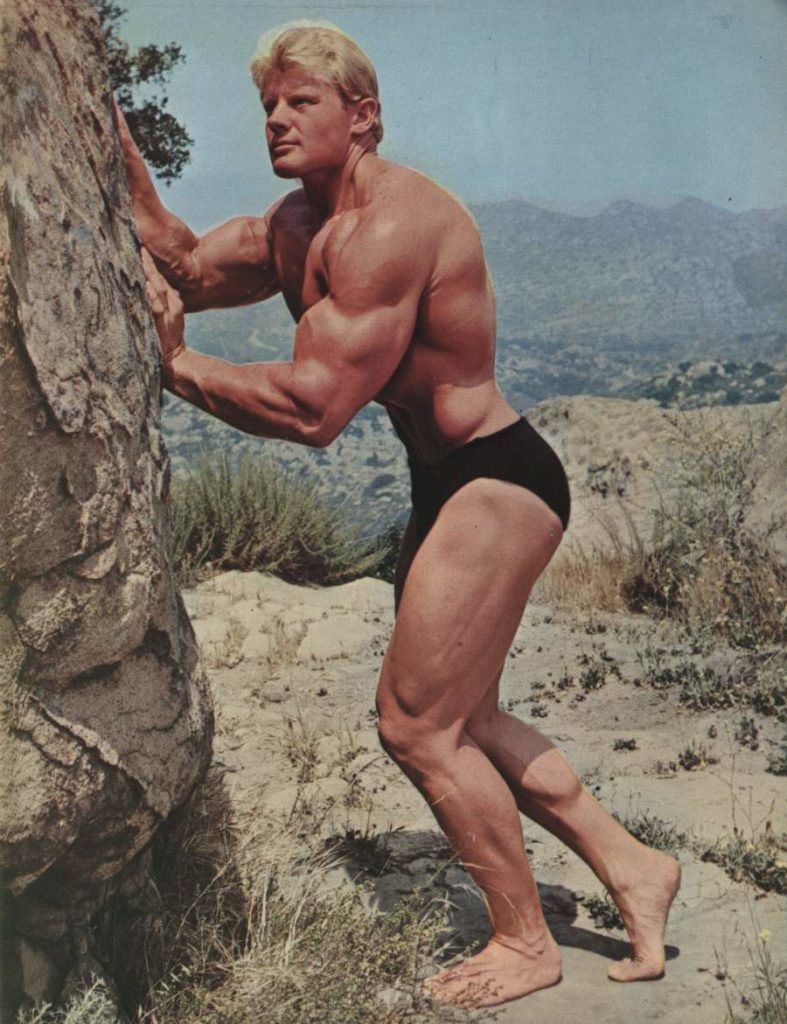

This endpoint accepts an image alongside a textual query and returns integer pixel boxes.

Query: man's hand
[141,248,186,366]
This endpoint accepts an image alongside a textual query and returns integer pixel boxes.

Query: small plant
[613,738,638,752]
[204,615,248,669]
[766,739,787,776]
[677,741,718,771]
[268,615,306,673]
[574,649,620,693]
[701,825,787,895]
[326,822,399,879]
[618,810,687,854]
[725,928,787,1024]
[584,892,624,930]
[16,981,119,1024]
[283,710,320,784]
[735,716,761,751]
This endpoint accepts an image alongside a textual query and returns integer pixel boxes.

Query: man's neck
[301,138,375,225]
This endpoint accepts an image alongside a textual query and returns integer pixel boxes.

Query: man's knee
[376,694,450,773]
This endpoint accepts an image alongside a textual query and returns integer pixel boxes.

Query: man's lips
[270,141,296,155]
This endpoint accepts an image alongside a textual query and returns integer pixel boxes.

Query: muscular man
[118,22,680,1008]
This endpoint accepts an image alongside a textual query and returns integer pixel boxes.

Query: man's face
[262,67,357,179]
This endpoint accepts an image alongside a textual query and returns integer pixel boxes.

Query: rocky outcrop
[0,0,212,1011]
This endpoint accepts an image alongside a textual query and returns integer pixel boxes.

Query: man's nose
[266,101,289,134]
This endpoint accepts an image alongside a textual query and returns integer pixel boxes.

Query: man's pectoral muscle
[162,215,424,445]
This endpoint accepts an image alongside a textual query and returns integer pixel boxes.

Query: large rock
[0,0,213,1011]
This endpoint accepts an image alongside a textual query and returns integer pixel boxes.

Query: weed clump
[623,410,786,649]
[169,453,394,586]
[584,892,624,930]
[701,826,787,895]
[618,810,688,854]
[636,646,786,720]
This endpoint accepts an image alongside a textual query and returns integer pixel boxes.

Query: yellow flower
[759,930,771,943]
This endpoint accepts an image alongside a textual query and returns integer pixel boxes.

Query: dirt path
[185,570,786,1022]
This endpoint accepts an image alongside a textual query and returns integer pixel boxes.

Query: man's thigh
[378,478,562,729]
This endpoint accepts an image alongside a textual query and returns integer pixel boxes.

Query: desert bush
[624,410,786,649]
[700,826,787,895]
[168,453,394,587]
[540,409,786,648]
[617,810,688,854]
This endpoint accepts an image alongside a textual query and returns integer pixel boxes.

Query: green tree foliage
[95,0,192,184]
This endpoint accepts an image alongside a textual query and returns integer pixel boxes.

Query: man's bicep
[185,214,281,312]
[293,282,418,419]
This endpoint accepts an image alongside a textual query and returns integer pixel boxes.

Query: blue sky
[121,0,787,232]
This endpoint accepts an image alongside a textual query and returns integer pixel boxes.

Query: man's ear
[351,97,378,136]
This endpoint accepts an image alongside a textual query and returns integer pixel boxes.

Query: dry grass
[17,767,466,1024]
[540,408,787,650]
[535,503,647,613]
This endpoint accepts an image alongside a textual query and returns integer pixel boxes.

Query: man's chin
[271,164,301,179]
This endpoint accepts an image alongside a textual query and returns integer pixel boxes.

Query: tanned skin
[117,65,680,1007]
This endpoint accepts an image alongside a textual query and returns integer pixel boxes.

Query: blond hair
[250,21,383,145]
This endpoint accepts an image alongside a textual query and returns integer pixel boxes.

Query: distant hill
[476,197,786,359]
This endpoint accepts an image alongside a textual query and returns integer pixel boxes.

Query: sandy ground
[183,570,786,1023]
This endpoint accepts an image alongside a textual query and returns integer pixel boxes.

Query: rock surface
[0,0,212,1011]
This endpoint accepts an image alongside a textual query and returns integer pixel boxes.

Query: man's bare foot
[423,933,562,1008]
[607,849,681,981]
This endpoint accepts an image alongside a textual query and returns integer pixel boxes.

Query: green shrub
[168,453,395,586]
[624,409,786,649]
[17,982,119,1024]
[584,892,624,931]
[701,827,787,895]
[618,810,688,854]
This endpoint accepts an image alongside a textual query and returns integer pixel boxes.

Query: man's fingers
[145,281,164,315]
[141,248,184,317]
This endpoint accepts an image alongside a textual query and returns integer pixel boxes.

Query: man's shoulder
[266,188,310,231]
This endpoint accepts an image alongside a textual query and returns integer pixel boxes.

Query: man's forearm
[162,349,331,446]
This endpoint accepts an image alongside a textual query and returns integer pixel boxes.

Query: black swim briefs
[406,416,571,542]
